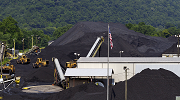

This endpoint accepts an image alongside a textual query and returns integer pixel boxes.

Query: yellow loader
[33,58,49,68]
[16,55,30,64]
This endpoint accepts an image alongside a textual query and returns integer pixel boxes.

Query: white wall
[135,63,180,76]
[77,62,135,83]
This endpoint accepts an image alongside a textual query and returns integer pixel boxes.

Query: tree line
[0,16,72,50]
[126,22,180,38]
[1,16,180,50]
[1,0,180,30]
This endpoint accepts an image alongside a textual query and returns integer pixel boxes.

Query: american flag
[109,27,113,49]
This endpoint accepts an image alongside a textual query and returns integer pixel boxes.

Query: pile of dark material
[44,68,180,100]
[1,68,180,100]
[46,83,107,100]
[111,68,180,100]
[27,21,177,69]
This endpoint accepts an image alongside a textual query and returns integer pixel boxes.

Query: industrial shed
[65,68,113,87]
[77,57,180,83]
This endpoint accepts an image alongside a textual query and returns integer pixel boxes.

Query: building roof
[77,57,180,63]
[65,68,113,77]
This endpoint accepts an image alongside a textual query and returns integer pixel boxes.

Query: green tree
[165,23,175,29]
[162,29,171,38]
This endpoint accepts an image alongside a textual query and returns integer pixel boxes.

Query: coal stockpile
[45,83,107,100]
[31,21,176,69]
[111,68,180,100]
[44,68,180,100]
[23,67,54,83]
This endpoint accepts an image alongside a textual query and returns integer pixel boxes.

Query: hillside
[1,0,180,29]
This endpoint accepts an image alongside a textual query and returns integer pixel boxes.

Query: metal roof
[65,68,113,77]
[77,57,180,63]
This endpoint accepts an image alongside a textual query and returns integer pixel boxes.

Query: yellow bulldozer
[65,59,78,68]
[33,58,49,68]
[16,55,31,64]
[0,62,15,76]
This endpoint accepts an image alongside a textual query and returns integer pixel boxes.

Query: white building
[77,57,180,84]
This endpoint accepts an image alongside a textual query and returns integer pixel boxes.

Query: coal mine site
[0,21,180,100]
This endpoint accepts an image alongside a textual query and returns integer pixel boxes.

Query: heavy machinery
[65,59,78,68]
[65,36,104,68]
[16,55,30,64]
[26,46,39,55]
[0,62,15,76]
[33,58,49,68]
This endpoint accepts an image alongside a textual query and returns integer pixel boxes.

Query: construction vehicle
[65,59,78,68]
[65,36,104,68]
[26,46,39,55]
[0,62,15,76]
[16,55,30,64]
[33,58,49,68]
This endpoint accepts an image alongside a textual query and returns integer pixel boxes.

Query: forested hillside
[1,0,180,30]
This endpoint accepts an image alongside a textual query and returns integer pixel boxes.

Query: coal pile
[29,21,176,69]
[1,67,180,100]
[46,83,107,100]
[44,68,180,100]
[23,67,54,83]
[111,68,180,100]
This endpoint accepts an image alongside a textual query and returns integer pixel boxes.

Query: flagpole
[107,24,109,100]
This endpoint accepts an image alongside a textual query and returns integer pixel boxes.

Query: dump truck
[33,58,49,68]
[0,62,15,76]
[16,55,30,64]
[65,59,78,68]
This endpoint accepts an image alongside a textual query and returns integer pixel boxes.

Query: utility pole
[119,51,124,57]
[28,37,29,49]
[38,36,41,47]
[22,38,24,53]
[31,35,34,48]
[13,39,15,58]
[124,66,129,100]
[74,53,80,59]
[36,35,38,46]
[175,35,180,57]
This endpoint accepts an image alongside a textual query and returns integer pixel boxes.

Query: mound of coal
[163,41,179,54]
[31,21,176,69]
[111,68,180,100]
[46,83,106,100]
[24,67,54,82]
